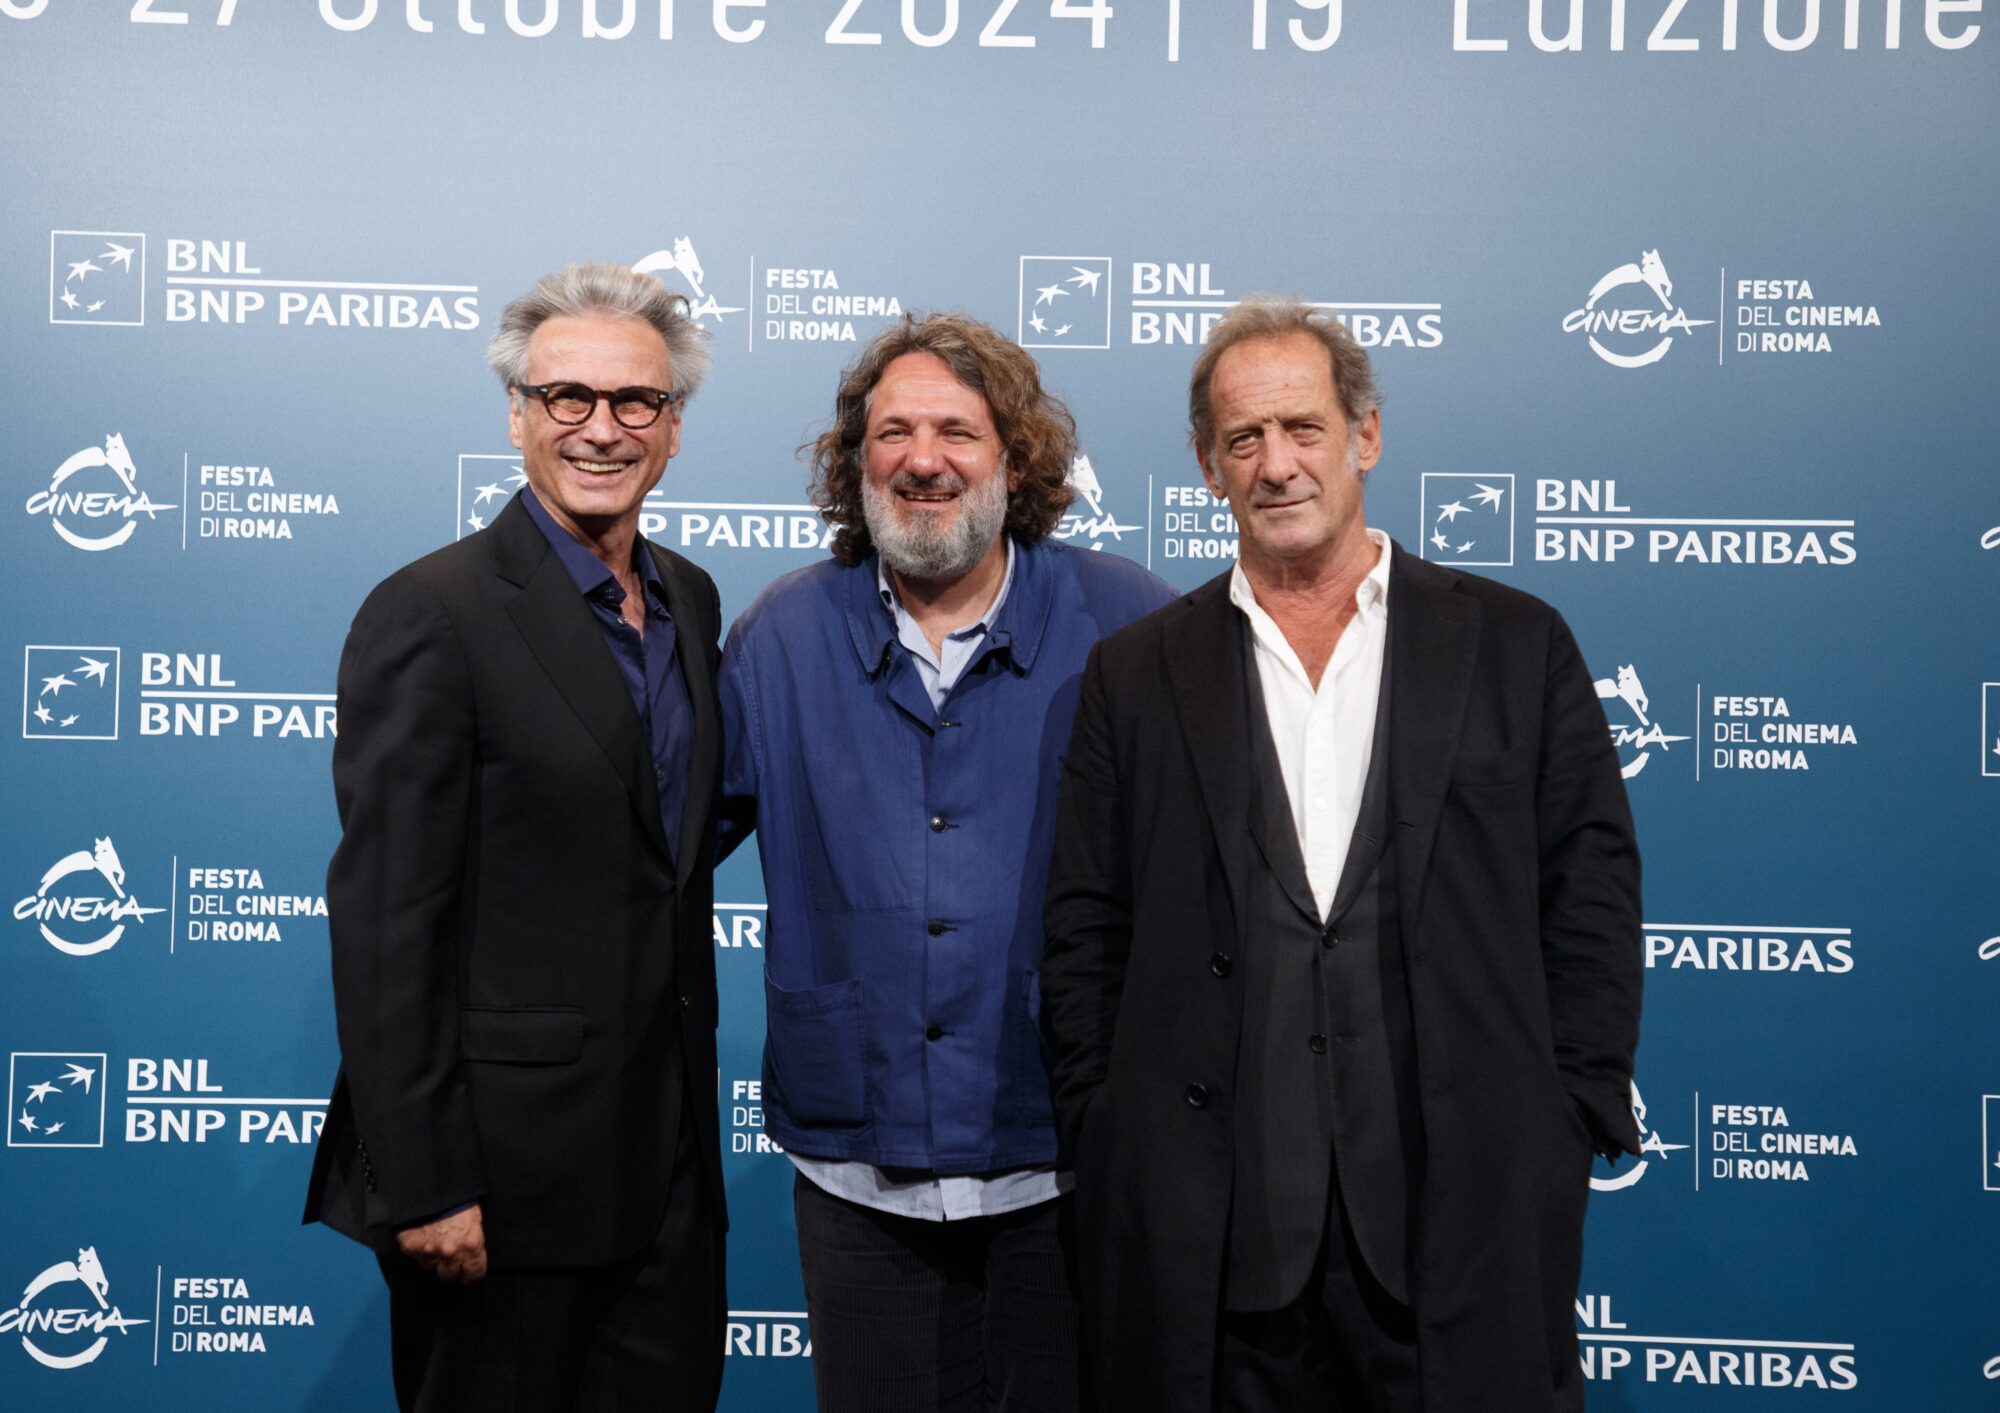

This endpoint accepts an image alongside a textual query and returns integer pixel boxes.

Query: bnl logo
[49,232,145,326]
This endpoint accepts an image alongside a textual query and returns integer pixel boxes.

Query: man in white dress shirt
[1042,298,1644,1412]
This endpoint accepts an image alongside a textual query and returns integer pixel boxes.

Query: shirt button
[1309,1034,1328,1055]
[1208,953,1232,978]
[930,815,950,833]
[655,767,665,781]
[1184,1083,1209,1109]
[925,1024,944,1042]
[927,919,948,937]
[1313,796,1328,811]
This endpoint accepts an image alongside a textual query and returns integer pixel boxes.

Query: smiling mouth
[565,457,632,475]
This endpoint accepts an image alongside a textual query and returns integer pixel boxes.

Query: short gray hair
[486,262,711,400]
[1187,296,1380,455]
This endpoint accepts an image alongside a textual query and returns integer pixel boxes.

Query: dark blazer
[304,494,726,1268]
[1042,545,1643,1413]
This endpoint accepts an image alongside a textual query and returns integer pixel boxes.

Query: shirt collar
[845,534,1057,679]
[520,486,667,611]
[1229,526,1392,622]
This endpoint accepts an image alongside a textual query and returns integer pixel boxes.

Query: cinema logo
[15,837,163,958]
[726,1308,811,1358]
[2,1247,148,1371]
[634,238,743,328]
[1127,260,1443,350]
[1592,663,1689,781]
[162,237,477,330]
[1646,921,1854,975]
[1590,1080,1689,1193]
[727,1078,783,1156]
[1703,691,1858,774]
[1576,1293,1856,1390]
[1535,478,1857,567]
[1053,455,1141,552]
[165,1274,315,1357]
[26,433,177,551]
[1562,249,1712,368]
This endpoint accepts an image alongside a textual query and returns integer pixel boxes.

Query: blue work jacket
[720,536,1176,1173]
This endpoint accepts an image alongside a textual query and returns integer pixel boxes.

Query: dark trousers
[380,1118,725,1413]
[792,1172,1086,1413]
[1215,1182,1420,1413]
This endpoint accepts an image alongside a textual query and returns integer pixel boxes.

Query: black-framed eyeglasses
[515,382,682,429]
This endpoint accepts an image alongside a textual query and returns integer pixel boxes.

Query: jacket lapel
[1323,628,1396,924]
[1238,629,1322,925]
[1384,546,1481,940]
[493,499,674,869]
[651,543,719,890]
[1164,577,1258,925]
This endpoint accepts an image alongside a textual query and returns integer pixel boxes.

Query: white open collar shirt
[1227,528,1393,920]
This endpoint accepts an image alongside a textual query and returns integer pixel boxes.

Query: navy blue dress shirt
[521,487,693,866]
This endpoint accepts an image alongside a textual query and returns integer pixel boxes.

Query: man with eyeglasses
[305,262,729,1411]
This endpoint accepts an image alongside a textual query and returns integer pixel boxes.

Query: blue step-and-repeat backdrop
[4,1,1996,1408]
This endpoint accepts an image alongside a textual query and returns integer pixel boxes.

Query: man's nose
[579,397,625,442]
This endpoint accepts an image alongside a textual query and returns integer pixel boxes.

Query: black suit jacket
[304,495,726,1267]
[1042,545,1642,1413]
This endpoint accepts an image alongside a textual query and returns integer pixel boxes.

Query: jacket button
[1184,1083,1209,1108]
[925,1024,944,1041]
[929,815,950,833]
[1208,953,1232,978]
[1323,932,1344,949]
[928,919,949,937]
[1309,1033,1328,1054]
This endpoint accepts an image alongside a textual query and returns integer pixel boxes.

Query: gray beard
[861,471,1010,584]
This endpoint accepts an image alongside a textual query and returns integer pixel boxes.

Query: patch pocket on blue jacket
[764,976,868,1127]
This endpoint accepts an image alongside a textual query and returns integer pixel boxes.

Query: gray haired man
[306,262,729,1411]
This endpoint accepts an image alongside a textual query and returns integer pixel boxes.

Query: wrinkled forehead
[525,313,672,382]
[865,352,997,429]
